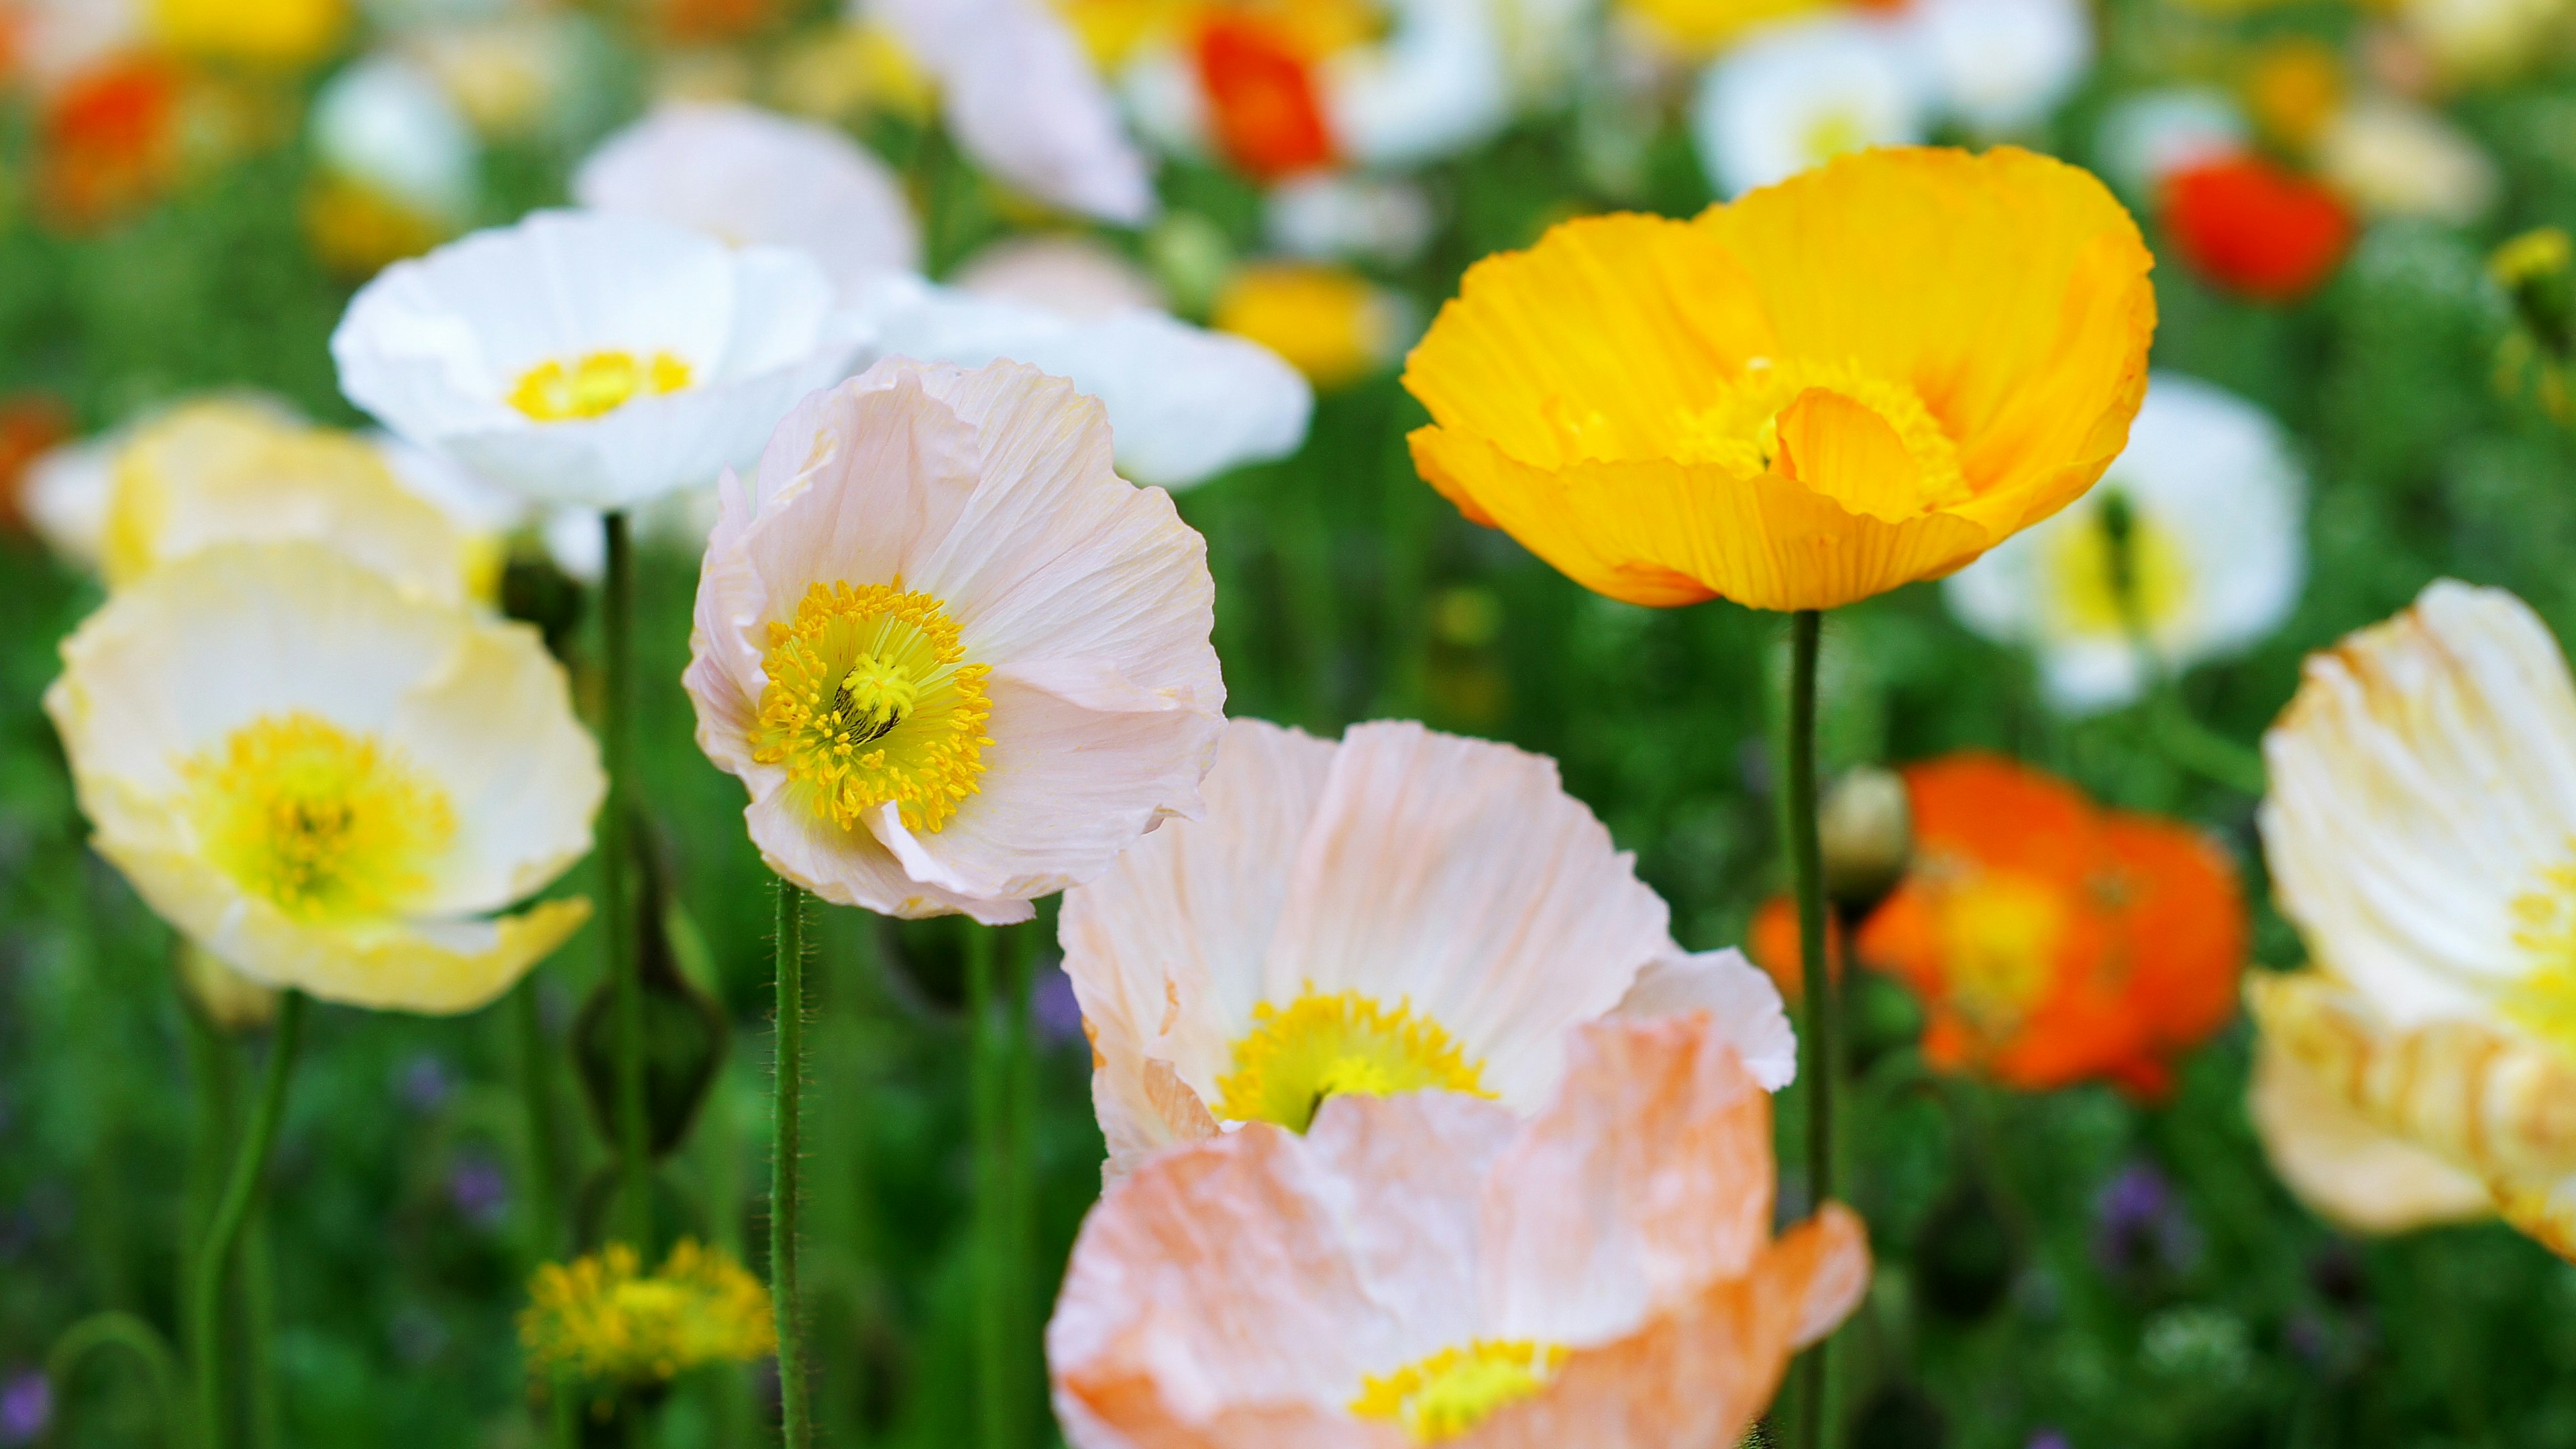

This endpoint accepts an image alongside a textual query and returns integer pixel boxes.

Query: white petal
[1690,15,1929,199]
[1904,0,2090,133]
[1324,0,1512,168]
[1614,946,1799,1090]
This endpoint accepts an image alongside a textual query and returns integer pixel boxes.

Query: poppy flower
[46,543,601,1013]
[1048,1014,1868,1447]
[0,394,74,536]
[36,53,187,231]
[1752,753,2246,1095]
[2253,581,2576,1258]
[1403,146,2156,612]
[683,357,1226,924]
[2159,154,2355,303]
[1061,716,1794,1177]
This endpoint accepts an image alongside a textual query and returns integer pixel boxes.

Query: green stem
[602,511,651,1252]
[47,1311,185,1449]
[189,990,306,1449]
[965,924,1030,1449]
[773,877,812,1447]
[243,1214,279,1449]
[512,976,567,1264]
[1785,610,1836,1449]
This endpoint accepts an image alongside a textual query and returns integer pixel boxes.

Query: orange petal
[1772,386,1923,524]
[1409,426,1715,608]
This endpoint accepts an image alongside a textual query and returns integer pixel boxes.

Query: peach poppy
[1751,753,2247,1095]
[1048,1012,1870,1448]
[2160,154,2355,303]
[1061,716,1796,1177]
[1402,146,2156,612]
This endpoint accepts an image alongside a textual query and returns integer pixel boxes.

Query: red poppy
[2160,154,2356,304]
[1749,753,2247,1097]
[0,393,73,535]
[1195,11,1334,182]
[38,54,188,231]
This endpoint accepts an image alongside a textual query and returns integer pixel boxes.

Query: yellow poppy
[1402,146,2156,612]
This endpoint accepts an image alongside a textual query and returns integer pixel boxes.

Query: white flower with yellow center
[2253,581,2576,1258]
[1062,716,1796,1178]
[45,543,602,1013]
[1944,372,2306,715]
[684,356,1225,924]
[1688,14,1928,199]
[331,209,871,510]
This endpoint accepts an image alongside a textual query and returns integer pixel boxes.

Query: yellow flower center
[2045,489,2192,639]
[1214,989,1491,1133]
[750,582,992,835]
[1799,107,1869,168]
[1669,357,1968,511]
[506,350,694,423]
[1351,1340,1570,1442]
[1932,867,2068,1039]
[184,713,454,922]
[2505,858,2576,1058]
[520,1239,775,1389]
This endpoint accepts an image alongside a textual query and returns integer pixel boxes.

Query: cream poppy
[684,356,1225,924]
[1048,1013,1868,1448]
[2256,580,2576,1256]
[1943,372,2306,714]
[868,0,1157,224]
[99,398,492,605]
[2314,97,2498,225]
[2245,1030,2493,1236]
[45,543,602,1013]
[1689,14,1928,199]
[331,209,871,510]
[1061,716,1796,1178]
[571,101,922,296]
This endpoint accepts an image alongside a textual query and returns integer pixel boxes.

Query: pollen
[1351,1340,1570,1442]
[749,580,992,835]
[519,1239,774,1392]
[1214,989,1491,1134]
[184,712,453,921]
[1671,356,1970,510]
[507,349,694,422]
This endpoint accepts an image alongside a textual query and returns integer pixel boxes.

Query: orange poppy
[0,394,74,536]
[1195,11,1334,180]
[1750,753,2245,1096]
[2161,154,2355,304]
[38,54,189,231]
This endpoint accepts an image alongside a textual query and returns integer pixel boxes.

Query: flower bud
[1819,765,1913,916]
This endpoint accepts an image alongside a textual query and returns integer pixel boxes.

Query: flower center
[1350,1340,1570,1442]
[1214,989,1491,1133]
[184,712,454,921]
[1800,107,1870,168]
[1669,357,1968,511]
[506,350,693,422]
[1930,865,2069,1040]
[750,581,991,835]
[2046,488,2193,639]
[2504,857,2576,1059]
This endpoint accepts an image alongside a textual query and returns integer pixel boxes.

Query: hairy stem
[189,990,305,1449]
[773,877,812,1446]
[1786,611,1837,1449]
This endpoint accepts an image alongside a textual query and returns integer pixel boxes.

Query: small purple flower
[1030,959,1086,1047]
[0,1371,51,1446]
[2025,1432,2070,1449]
[396,1054,454,1115]
[447,1153,510,1231]
[2093,1161,2199,1277]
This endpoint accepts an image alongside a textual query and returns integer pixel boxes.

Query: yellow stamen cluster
[185,713,453,921]
[1214,989,1491,1134]
[507,350,694,422]
[1674,357,1969,510]
[1351,1340,1570,1442]
[750,581,992,834]
[1931,867,2068,1042]
[520,1240,775,1391]
[2506,859,2576,1058]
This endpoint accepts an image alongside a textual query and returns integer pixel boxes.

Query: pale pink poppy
[1062,716,1796,1177]
[1048,1012,1868,1446]
[684,356,1224,922]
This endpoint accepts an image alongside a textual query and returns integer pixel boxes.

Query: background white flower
[311,54,480,229]
[1902,0,2090,134]
[1690,14,1927,199]
[1945,372,2308,714]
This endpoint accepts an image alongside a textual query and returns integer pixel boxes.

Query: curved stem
[47,1310,185,1449]
[602,511,651,1251]
[773,877,812,1447]
[189,990,306,1449]
[1785,610,1837,1449]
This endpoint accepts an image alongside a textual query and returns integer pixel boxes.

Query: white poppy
[2315,95,2499,225]
[945,235,1166,317]
[1690,14,1928,199]
[864,0,1157,224]
[572,101,921,295]
[1263,172,1436,264]
[1944,372,2306,715]
[1062,716,1796,1179]
[23,434,117,574]
[311,54,480,228]
[46,543,602,1014]
[1902,0,2090,134]
[331,209,871,510]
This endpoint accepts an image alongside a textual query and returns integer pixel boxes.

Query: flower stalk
[1785,610,1837,1449]
[967,922,1035,1449]
[773,877,812,1446]
[190,989,306,1449]
[602,511,652,1252]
